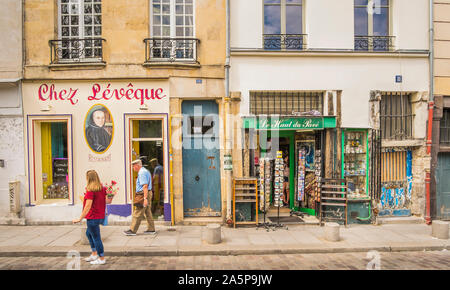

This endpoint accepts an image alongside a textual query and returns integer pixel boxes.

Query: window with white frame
[54,0,103,62]
[354,0,392,51]
[148,0,197,61]
[263,0,304,50]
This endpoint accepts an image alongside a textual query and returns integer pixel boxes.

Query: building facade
[230,0,431,222]
[22,0,227,225]
[431,0,450,221]
[0,0,25,223]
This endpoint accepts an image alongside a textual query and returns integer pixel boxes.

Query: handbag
[133,191,144,207]
[102,214,108,226]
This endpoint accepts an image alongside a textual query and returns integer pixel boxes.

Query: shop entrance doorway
[258,130,323,221]
[130,118,165,218]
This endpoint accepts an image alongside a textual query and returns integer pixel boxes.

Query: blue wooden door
[182,101,221,217]
[437,153,450,219]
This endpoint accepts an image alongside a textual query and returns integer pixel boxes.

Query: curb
[0,245,447,257]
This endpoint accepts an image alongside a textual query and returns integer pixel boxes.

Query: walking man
[123,159,156,236]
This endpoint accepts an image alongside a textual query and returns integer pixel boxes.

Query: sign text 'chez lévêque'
[38,83,166,106]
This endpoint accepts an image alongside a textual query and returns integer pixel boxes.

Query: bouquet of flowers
[105,180,118,203]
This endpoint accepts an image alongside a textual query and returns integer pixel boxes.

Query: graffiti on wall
[379,150,412,216]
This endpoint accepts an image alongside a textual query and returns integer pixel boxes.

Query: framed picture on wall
[84,104,114,153]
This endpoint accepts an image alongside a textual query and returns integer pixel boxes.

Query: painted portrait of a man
[85,105,113,153]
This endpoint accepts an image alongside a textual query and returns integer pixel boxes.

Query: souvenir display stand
[272,151,285,229]
[233,178,258,228]
[256,158,277,231]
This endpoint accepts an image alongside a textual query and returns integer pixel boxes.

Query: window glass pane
[162,26,170,36]
[136,120,163,138]
[264,0,280,3]
[185,15,193,26]
[94,26,101,36]
[176,16,183,25]
[354,7,368,35]
[153,15,161,25]
[93,4,101,13]
[85,26,92,36]
[185,27,193,36]
[162,15,170,25]
[162,4,170,14]
[176,27,184,36]
[286,5,302,34]
[354,0,368,5]
[153,26,161,36]
[373,7,389,36]
[94,15,101,25]
[153,4,161,14]
[286,0,301,3]
[264,5,281,34]
[185,4,193,14]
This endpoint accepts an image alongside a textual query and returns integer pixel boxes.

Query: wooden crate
[233,178,258,228]
[319,178,348,226]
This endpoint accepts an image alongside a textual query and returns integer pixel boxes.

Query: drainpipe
[425,0,434,224]
[225,0,233,225]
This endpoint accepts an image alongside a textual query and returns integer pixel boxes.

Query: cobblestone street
[0,251,449,270]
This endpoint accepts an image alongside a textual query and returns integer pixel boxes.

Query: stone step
[181,217,224,226]
[376,216,424,225]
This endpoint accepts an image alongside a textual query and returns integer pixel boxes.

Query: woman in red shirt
[72,170,107,265]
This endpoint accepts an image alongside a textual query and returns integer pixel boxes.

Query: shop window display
[41,122,69,199]
[343,130,368,198]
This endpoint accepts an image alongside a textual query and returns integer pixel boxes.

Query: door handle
[195,175,200,182]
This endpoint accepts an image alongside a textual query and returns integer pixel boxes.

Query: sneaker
[84,255,98,262]
[123,230,136,236]
[143,230,157,235]
[90,258,106,265]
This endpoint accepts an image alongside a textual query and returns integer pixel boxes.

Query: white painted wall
[305,0,354,50]
[0,0,23,220]
[230,0,262,49]
[231,0,430,51]
[394,0,430,51]
[231,55,429,130]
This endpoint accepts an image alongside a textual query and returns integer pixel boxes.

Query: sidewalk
[0,222,449,257]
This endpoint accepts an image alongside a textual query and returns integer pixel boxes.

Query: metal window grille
[249,91,323,116]
[381,150,407,183]
[380,92,413,140]
[440,109,450,146]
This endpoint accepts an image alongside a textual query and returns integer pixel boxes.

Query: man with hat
[123,159,156,236]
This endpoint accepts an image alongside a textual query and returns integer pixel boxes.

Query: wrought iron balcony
[144,38,200,63]
[263,34,307,51]
[49,38,106,64]
[354,36,395,52]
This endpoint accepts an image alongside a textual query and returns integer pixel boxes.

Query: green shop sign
[243,116,336,130]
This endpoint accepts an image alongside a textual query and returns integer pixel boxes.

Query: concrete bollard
[80,226,89,245]
[204,223,222,244]
[432,220,449,240]
[324,222,340,242]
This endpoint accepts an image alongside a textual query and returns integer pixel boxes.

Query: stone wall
[0,117,26,218]
[411,145,430,216]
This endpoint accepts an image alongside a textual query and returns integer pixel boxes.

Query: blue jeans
[86,219,105,257]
